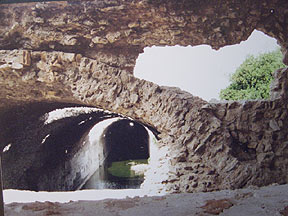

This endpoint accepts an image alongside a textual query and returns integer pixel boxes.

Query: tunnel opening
[82,119,150,190]
[0,103,122,191]
[0,103,159,195]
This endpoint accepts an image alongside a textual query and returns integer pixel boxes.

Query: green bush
[220,49,285,100]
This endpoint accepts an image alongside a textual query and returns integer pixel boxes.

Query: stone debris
[200,199,234,215]
[280,206,288,216]
[3,184,288,216]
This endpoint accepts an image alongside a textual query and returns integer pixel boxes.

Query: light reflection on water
[81,162,145,190]
[84,178,143,190]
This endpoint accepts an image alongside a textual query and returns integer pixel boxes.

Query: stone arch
[0,0,288,193]
[1,102,158,191]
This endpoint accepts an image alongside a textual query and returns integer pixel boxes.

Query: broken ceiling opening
[134,30,281,101]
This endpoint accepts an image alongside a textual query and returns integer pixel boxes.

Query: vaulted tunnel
[0,102,158,192]
[104,119,149,162]
[82,119,151,190]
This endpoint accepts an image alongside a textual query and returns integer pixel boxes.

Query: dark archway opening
[83,119,150,190]
[1,102,157,193]
[0,102,122,191]
[105,119,149,162]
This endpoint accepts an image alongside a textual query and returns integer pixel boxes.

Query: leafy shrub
[220,49,285,100]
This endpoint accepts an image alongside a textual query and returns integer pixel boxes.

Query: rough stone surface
[3,184,288,216]
[1,0,288,53]
[0,0,288,194]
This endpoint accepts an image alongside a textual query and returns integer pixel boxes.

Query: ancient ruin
[0,0,288,195]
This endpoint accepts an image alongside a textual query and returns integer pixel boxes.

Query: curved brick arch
[0,0,288,193]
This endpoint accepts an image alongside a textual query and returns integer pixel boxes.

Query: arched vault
[0,0,288,193]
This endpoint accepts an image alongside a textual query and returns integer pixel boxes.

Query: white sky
[134,30,280,101]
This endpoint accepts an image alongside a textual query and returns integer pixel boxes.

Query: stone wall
[0,0,288,193]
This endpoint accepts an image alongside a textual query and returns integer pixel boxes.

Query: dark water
[101,173,144,189]
[81,164,145,190]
